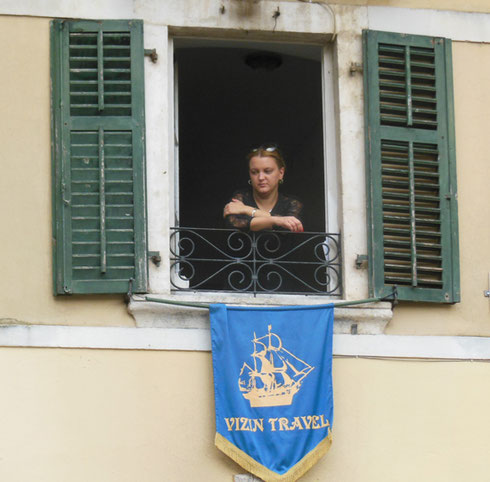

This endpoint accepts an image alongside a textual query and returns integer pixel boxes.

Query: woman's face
[249,155,284,196]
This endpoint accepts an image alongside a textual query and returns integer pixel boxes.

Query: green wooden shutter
[363,30,459,303]
[51,19,148,294]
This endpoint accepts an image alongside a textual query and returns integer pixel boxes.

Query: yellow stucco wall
[0,347,489,481]
[0,14,489,334]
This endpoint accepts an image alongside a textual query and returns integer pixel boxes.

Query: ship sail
[238,325,314,407]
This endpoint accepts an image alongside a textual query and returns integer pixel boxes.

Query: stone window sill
[128,293,393,335]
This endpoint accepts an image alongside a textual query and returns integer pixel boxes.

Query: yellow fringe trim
[215,431,333,482]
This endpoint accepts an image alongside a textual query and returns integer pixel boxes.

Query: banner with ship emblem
[210,303,334,481]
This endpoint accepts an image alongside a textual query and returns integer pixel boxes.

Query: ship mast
[268,325,273,365]
[252,331,258,373]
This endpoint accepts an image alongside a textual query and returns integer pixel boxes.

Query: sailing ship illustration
[238,325,314,407]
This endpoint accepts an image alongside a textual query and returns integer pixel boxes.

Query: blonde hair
[247,146,286,170]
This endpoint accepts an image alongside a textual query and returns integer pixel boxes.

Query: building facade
[0,0,489,480]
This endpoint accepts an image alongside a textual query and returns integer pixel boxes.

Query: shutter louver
[364,30,459,303]
[52,20,147,295]
[378,43,437,130]
[69,30,132,117]
[70,130,136,284]
[381,140,443,289]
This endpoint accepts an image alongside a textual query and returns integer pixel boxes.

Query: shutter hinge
[149,251,161,266]
[350,62,363,75]
[144,49,158,63]
[355,254,368,269]
[445,190,457,200]
[61,182,70,206]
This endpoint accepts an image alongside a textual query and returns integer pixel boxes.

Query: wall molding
[1,324,489,360]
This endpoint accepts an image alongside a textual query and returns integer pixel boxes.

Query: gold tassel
[215,431,333,482]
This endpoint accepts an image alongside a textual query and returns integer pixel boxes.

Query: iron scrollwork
[170,227,342,296]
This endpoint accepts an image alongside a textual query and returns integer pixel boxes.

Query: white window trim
[137,25,393,335]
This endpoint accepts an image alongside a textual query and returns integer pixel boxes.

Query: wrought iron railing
[170,228,342,296]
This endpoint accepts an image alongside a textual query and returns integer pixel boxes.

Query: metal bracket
[124,277,134,304]
[355,254,368,269]
[144,49,158,63]
[272,6,280,32]
[381,285,398,309]
[149,251,161,266]
[350,62,363,75]
[61,182,71,206]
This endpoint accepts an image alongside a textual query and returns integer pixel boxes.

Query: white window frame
[149,31,344,297]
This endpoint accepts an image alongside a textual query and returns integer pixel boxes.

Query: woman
[223,146,304,232]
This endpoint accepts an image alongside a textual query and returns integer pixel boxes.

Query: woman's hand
[272,216,304,232]
[223,198,247,217]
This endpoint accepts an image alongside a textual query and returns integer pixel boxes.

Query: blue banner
[210,304,334,481]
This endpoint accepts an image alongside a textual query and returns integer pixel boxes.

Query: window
[169,39,342,296]
[363,30,460,303]
[51,22,460,304]
[51,19,148,294]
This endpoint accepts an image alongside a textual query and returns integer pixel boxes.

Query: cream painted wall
[387,41,490,336]
[0,17,134,327]
[0,347,489,481]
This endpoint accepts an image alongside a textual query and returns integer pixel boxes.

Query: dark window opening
[172,40,341,295]
[176,40,325,232]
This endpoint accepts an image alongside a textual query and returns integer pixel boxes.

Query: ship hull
[242,387,298,407]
